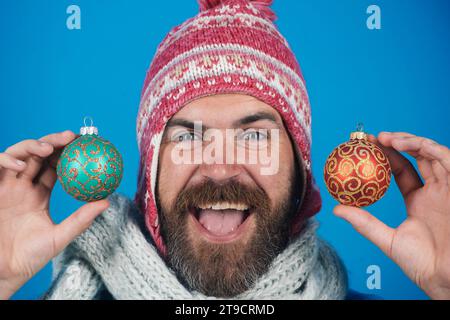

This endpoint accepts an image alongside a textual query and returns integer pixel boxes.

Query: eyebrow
[166,111,279,131]
[233,112,278,127]
[166,118,203,130]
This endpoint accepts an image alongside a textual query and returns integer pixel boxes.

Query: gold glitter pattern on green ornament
[56,134,123,202]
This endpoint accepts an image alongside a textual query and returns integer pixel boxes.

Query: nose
[196,128,243,183]
[198,163,242,184]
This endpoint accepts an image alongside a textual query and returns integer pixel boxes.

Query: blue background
[1,0,449,300]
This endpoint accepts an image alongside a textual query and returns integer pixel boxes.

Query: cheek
[243,136,295,206]
[157,144,198,209]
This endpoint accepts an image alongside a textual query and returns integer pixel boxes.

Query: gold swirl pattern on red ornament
[324,139,391,207]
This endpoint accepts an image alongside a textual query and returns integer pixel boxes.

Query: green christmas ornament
[57,117,124,202]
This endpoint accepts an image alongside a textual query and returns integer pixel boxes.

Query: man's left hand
[334,131,450,300]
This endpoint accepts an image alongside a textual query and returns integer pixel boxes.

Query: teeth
[198,201,249,211]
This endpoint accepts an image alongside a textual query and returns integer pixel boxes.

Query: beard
[157,175,300,298]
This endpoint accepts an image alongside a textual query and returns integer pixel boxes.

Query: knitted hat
[134,0,322,257]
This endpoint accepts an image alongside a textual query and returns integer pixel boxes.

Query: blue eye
[242,130,268,141]
[173,131,201,143]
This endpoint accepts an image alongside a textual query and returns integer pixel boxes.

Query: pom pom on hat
[197,0,222,10]
[198,0,277,22]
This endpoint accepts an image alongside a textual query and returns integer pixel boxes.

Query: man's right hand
[0,130,110,300]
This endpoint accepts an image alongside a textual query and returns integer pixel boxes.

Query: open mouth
[189,201,253,243]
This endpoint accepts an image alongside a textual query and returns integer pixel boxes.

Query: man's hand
[0,131,110,300]
[333,132,450,299]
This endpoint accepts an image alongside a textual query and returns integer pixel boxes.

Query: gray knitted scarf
[45,193,347,300]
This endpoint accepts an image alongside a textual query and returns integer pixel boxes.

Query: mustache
[172,179,271,214]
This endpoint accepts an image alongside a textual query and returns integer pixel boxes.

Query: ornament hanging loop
[84,116,94,128]
[80,116,99,136]
[356,122,364,132]
[350,122,367,140]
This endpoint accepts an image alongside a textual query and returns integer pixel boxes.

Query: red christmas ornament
[324,125,392,207]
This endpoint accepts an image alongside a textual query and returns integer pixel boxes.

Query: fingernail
[16,160,26,166]
[40,142,50,147]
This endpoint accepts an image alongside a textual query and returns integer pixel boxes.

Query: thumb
[333,204,395,257]
[53,199,110,253]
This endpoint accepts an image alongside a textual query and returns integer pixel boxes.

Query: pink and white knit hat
[134,0,322,257]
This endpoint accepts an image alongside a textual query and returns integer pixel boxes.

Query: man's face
[157,94,302,297]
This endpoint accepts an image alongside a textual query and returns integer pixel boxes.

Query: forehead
[170,93,283,125]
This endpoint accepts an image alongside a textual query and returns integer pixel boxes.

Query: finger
[34,131,78,188]
[4,139,53,159]
[421,140,450,173]
[1,131,76,182]
[423,141,450,186]
[390,136,436,159]
[391,136,450,183]
[2,140,53,180]
[430,160,448,186]
[379,131,415,140]
[378,132,418,156]
[378,133,435,183]
[34,149,65,190]
[34,162,58,190]
[33,147,69,190]
[370,134,423,198]
[38,130,77,149]
[18,144,55,181]
[0,152,27,174]
[333,205,395,257]
[38,130,78,170]
[53,199,110,253]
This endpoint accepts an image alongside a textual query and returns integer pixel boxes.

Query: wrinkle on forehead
[172,93,284,128]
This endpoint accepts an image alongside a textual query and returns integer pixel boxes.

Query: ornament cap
[80,116,98,136]
[350,131,368,140]
[350,122,367,140]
